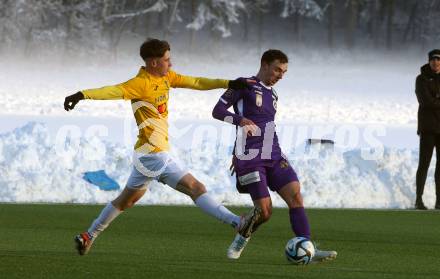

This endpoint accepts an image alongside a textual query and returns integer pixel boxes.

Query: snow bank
[0,122,435,208]
[0,55,419,125]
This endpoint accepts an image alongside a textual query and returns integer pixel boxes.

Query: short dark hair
[261,49,288,65]
[140,38,170,61]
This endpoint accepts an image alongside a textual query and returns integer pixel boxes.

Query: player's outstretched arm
[64,83,133,111]
[169,71,251,91]
[64,91,84,111]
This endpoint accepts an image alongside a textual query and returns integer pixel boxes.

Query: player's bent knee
[122,201,135,210]
[292,192,304,207]
[285,182,303,208]
[260,206,272,222]
[112,187,145,210]
[292,181,301,192]
[113,199,134,211]
[192,182,207,198]
[183,180,207,200]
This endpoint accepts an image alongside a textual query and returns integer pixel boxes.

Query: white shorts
[126,152,188,190]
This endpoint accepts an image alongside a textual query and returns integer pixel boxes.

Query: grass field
[0,204,439,279]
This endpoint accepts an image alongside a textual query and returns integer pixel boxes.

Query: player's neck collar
[253,75,272,89]
[259,81,272,89]
[141,66,163,79]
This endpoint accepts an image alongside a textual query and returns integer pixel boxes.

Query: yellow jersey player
[65,38,261,256]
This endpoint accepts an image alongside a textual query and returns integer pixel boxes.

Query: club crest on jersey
[256,94,263,107]
[273,99,277,110]
[280,160,289,169]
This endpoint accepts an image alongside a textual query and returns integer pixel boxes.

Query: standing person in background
[64,38,260,255]
[415,49,440,210]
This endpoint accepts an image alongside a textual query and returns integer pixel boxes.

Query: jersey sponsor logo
[158,103,167,114]
[238,171,261,185]
[256,94,262,107]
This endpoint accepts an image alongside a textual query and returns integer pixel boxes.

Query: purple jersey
[212,76,283,168]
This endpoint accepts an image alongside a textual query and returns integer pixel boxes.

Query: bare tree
[241,0,270,52]
[385,0,394,50]
[327,0,335,49]
[103,0,167,60]
[345,0,358,49]
[187,0,246,38]
[402,1,418,44]
[163,0,182,39]
[279,0,324,45]
[189,0,198,49]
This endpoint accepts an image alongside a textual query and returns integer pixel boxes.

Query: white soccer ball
[285,237,315,265]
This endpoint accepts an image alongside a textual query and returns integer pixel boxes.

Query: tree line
[0,0,439,59]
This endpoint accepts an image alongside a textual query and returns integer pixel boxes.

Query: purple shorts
[235,159,299,201]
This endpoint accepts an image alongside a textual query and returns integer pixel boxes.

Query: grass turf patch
[0,204,439,279]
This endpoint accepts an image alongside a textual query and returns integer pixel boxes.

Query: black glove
[64,91,84,111]
[228,78,251,90]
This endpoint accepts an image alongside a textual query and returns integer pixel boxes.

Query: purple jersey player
[212,49,337,262]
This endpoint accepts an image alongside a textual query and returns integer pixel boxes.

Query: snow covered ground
[0,52,437,208]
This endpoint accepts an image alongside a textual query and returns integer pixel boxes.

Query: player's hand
[228,78,252,90]
[64,91,84,111]
[239,118,259,136]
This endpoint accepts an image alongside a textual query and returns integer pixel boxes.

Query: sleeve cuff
[232,115,243,126]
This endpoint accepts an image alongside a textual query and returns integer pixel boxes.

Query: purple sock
[289,207,311,239]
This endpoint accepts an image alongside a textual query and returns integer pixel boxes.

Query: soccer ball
[285,237,315,265]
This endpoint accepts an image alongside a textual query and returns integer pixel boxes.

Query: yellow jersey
[82,67,229,153]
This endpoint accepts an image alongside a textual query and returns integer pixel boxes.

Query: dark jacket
[415,64,440,134]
